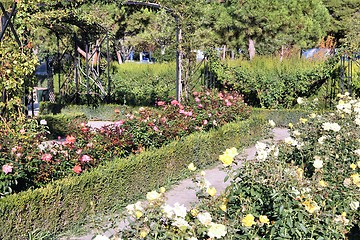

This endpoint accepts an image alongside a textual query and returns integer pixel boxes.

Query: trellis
[55,31,112,105]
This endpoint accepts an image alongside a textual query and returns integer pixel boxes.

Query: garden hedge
[40,113,88,139]
[0,114,268,239]
[252,108,311,127]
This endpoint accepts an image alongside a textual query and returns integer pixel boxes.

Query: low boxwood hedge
[40,113,88,139]
[252,108,311,127]
[0,114,269,239]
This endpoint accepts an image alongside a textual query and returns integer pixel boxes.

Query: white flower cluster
[336,93,360,125]
[122,187,227,239]
[255,141,279,161]
[322,122,341,132]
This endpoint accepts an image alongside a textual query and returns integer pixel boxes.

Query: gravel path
[61,127,289,240]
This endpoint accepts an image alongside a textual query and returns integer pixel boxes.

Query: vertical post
[86,39,90,105]
[106,31,111,103]
[175,16,182,102]
[348,56,352,95]
[57,35,61,95]
[74,35,79,104]
[340,55,345,94]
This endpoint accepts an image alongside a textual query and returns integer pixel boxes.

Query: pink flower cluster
[2,164,13,174]
[41,154,52,162]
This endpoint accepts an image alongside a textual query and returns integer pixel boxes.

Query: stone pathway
[61,127,289,240]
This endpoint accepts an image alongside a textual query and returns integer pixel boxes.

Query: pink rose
[80,155,92,162]
[157,101,166,106]
[171,100,179,106]
[41,153,52,162]
[73,165,82,174]
[2,164,13,174]
[115,120,124,127]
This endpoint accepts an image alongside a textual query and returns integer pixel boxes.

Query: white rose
[197,212,212,226]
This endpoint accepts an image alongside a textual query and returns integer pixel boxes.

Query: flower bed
[0,114,267,239]
[105,94,359,239]
[0,90,250,196]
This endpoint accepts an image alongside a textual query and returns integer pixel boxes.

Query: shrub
[41,113,88,138]
[0,115,268,239]
[109,94,360,239]
[0,90,250,196]
[111,62,177,106]
[208,55,338,109]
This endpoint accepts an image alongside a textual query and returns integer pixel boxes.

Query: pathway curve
[61,127,289,240]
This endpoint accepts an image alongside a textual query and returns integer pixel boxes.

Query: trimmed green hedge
[0,115,268,239]
[40,113,88,138]
[252,108,312,127]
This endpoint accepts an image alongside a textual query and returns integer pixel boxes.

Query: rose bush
[0,90,250,196]
[100,94,359,239]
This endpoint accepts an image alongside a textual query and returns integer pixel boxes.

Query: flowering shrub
[0,90,250,196]
[99,95,359,239]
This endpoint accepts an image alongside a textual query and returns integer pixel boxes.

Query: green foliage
[111,62,177,105]
[0,116,268,239]
[0,37,38,119]
[252,108,312,127]
[41,113,88,138]
[216,94,360,239]
[209,55,338,108]
[112,95,360,239]
[323,0,360,43]
[341,11,360,53]
[224,0,330,56]
[60,104,132,121]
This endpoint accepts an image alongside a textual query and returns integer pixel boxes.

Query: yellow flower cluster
[302,199,320,214]
[219,147,238,166]
[350,173,360,187]
[241,214,270,227]
[241,214,255,227]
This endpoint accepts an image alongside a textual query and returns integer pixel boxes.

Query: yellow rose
[188,162,197,171]
[207,187,217,197]
[135,210,143,219]
[296,168,304,179]
[139,230,149,238]
[224,147,239,158]
[259,215,270,224]
[241,214,255,227]
[289,123,293,129]
[350,163,357,170]
[191,208,199,217]
[219,154,233,166]
[299,118,308,124]
[351,173,360,187]
[319,180,328,187]
[220,204,227,212]
[159,187,166,193]
[302,199,320,214]
[146,190,161,201]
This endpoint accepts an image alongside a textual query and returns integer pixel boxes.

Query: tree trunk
[116,50,123,64]
[280,45,284,62]
[248,38,255,60]
[222,45,226,60]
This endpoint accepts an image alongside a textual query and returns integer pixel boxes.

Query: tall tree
[225,0,330,58]
[322,0,360,43]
